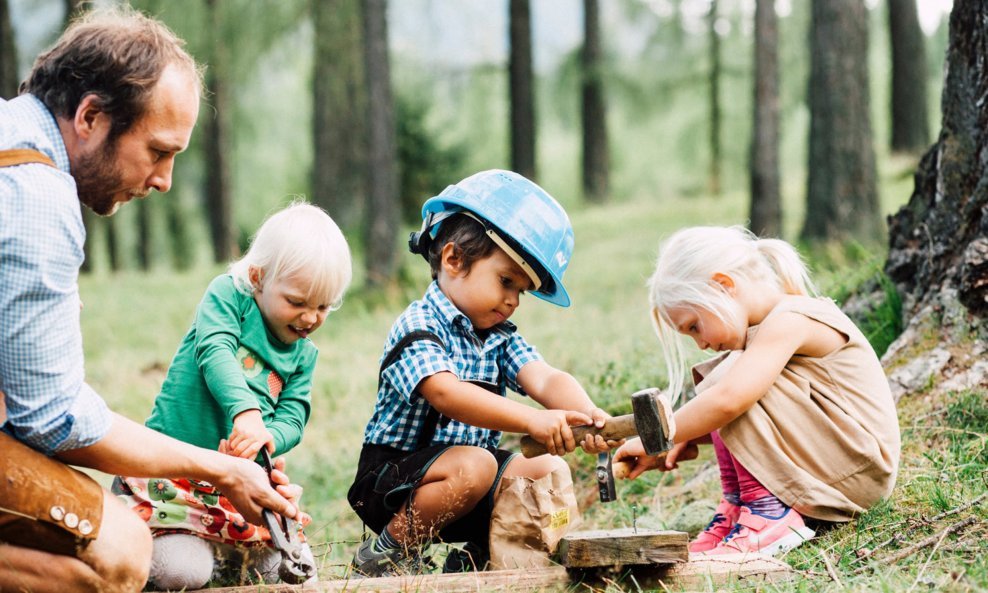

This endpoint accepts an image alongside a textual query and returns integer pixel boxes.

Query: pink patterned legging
[711,430,773,503]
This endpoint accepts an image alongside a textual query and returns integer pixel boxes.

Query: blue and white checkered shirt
[0,95,112,455]
[363,281,541,451]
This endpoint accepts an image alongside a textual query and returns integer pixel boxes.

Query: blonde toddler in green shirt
[113,202,351,589]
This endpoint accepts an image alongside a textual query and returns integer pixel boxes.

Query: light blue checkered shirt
[0,94,112,455]
[363,281,541,451]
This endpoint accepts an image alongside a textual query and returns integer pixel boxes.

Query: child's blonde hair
[229,201,352,310]
[648,226,817,403]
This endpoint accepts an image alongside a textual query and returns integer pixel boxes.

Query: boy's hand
[526,409,593,456]
[578,407,624,454]
[228,409,274,459]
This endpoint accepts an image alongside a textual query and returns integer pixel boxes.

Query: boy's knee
[148,534,214,590]
[441,446,498,493]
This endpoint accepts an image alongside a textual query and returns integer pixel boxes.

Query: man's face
[76,63,199,216]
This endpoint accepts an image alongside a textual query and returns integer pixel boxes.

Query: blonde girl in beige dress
[614,226,899,556]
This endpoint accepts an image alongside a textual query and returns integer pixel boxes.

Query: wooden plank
[557,528,689,568]
[187,567,571,593]
[623,552,794,589]
[188,552,792,592]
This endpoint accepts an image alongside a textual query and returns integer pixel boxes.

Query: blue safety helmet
[408,169,575,307]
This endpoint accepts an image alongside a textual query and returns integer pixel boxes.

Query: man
[0,9,298,593]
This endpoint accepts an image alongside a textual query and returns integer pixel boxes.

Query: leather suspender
[0,148,56,168]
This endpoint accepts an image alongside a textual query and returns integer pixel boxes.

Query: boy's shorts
[0,431,104,557]
[347,443,515,548]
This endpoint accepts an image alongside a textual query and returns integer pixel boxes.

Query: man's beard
[74,138,125,217]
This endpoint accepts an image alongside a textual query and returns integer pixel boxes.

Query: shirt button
[49,506,65,521]
[64,513,79,529]
[78,520,94,535]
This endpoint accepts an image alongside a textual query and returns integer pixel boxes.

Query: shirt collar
[15,95,72,173]
[423,280,517,338]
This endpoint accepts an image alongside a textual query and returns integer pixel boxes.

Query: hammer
[519,387,675,458]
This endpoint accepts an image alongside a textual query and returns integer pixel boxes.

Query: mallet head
[631,387,675,456]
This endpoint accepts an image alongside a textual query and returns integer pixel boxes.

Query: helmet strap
[459,211,542,292]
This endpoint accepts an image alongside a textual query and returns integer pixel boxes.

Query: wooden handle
[519,414,637,458]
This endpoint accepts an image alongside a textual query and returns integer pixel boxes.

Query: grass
[76,161,987,590]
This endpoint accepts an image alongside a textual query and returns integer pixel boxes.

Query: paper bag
[488,464,581,569]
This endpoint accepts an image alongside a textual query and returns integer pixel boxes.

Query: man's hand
[227,409,274,459]
[526,409,593,456]
[210,454,298,524]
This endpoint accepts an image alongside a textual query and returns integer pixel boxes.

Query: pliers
[260,449,317,584]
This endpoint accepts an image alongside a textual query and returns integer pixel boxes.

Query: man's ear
[73,94,109,141]
[711,272,736,295]
[248,266,264,290]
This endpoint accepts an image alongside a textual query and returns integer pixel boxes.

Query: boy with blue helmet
[348,170,612,576]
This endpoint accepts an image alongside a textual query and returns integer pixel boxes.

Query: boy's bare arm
[419,371,591,455]
[517,360,613,452]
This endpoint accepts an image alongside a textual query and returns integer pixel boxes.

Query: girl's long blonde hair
[228,201,352,311]
[647,226,817,404]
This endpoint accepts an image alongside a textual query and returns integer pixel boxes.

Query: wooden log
[557,528,689,568]
[633,552,794,588]
[186,567,570,593]
[187,553,791,592]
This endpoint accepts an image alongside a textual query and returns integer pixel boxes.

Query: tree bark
[0,0,17,99]
[312,0,367,232]
[888,0,930,154]
[203,0,234,263]
[748,0,781,237]
[802,0,881,243]
[707,0,721,196]
[581,0,609,204]
[362,0,400,288]
[509,0,536,180]
[136,199,151,271]
[886,1,988,323]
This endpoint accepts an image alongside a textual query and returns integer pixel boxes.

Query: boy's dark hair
[427,214,498,280]
[21,6,203,142]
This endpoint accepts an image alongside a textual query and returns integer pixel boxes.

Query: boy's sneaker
[689,498,742,553]
[442,542,489,573]
[351,538,433,577]
[706,506,815,556]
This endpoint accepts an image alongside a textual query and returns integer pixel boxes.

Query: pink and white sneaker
[689,498,742,553]
[706,506,815,556]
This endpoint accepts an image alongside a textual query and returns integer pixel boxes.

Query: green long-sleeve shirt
[146,274,316,456]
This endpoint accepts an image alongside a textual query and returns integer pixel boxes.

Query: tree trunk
[165,191,193,270]
[105,216,121,272]
[886,1,988,323]
[312,0,367,232]
[581,0,609,204]
[888,0,930,154]
[203,0,234,263]
[707,0,722,196]
[0,0,17,99]
[748,0,781,237]
[136,199,151,271]
[509,0,536,180]
[362,0,400,289]
[802,0,880,243]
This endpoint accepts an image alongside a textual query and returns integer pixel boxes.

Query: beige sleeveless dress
[690,296,900,522]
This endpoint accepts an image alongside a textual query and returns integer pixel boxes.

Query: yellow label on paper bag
[549,508,570,529]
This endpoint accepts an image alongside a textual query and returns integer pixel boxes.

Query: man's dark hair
[21,7,203,141]
[427,214,498,280]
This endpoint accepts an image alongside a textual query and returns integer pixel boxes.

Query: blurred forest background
[1,0,951,284]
